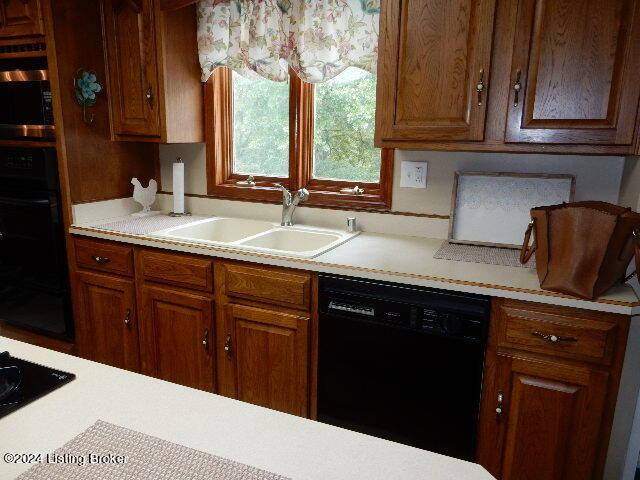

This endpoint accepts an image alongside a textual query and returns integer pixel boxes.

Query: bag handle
[636,229,640,277]
[624,228,640,283]
[520,220,536,264]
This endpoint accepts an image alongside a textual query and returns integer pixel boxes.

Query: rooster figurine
[131,178,159,216]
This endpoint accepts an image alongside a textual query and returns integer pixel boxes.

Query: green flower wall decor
[73,70,103,125]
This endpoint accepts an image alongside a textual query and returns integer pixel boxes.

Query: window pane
[232,71,289,177]
[313,68,381,183]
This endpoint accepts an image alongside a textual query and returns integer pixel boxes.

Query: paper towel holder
[169,157,192,217]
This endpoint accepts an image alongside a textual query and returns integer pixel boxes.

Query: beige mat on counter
[18,420,290,480]
[95,215,208,236]
[434,241,536,269]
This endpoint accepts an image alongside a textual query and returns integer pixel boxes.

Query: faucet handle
[273,183,292,203]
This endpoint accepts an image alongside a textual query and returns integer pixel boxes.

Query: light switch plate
[400,161,428,188]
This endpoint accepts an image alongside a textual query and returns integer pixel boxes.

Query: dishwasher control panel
[421,308,482,340]
[328,301,375,317]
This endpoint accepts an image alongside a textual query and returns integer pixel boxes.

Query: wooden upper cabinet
[375,0,497,144]
[0,0,43,37]
[505,0,640,144]
[75,271,140,372]
[138,285,214,391]
[478,354,609,480]
[101,0,203,142]
[102,0,161,138]
[219,303,309,417]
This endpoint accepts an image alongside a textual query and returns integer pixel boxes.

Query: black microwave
[0,57,54,140]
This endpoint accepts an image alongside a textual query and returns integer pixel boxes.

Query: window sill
[193,184,392,212]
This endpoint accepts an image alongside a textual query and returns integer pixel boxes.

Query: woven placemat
[18,420,290,480]
[434,241,536,269]
[95,215,207,236]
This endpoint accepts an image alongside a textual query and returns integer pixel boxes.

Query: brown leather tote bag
[520,201,640,300]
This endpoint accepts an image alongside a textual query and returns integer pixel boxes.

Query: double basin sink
[150,217,359,258]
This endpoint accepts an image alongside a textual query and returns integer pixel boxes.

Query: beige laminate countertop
[69,215,640,316]
[0,338,495,480]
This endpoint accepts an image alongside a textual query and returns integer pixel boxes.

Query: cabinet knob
[92,255,110,264]
[146,86,153,105]
[124,308,131,327]
[496,391,504,419]
[224,335,232,357]
[202,329,209,351]
[476,69,485,106]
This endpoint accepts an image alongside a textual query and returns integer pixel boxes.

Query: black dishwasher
[317,275,490,461]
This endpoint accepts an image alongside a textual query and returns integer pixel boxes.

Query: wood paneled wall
[46,0,155,204]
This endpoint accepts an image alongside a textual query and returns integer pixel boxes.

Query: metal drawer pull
[202,329,209,351]
[496,391,504,418]
[513,70,522,107]
[124,308,131,327]
[224,335,232,357]
[92,255,110,264]
[531,331,577,343]
[476,68,485,106]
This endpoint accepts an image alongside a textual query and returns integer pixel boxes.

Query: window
[206,67,393,210]
[313,69,380,183]
[232,72,289,178]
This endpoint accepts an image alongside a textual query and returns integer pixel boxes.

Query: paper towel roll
[173,159,185,214]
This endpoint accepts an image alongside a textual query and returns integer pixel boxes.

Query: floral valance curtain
[197,0,380,83]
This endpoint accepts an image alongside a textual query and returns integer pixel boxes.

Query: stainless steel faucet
[274,184,309,226]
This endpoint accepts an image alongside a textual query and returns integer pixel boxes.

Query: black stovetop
[0,351,75,418]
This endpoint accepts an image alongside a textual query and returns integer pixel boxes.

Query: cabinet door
[505,0,640,144]
[139,285,214,391]
[102,0,161,137]
[75,271,140,371]
[375,0,497,143]
[0,0,43,37]
[220,303,309,417]
[477,353,609,480]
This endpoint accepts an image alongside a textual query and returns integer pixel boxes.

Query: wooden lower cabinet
[217,303,309,417]
[138,285,215,391]
[477,353,610,480]
[75,270,140,371]
[477,299,628,480]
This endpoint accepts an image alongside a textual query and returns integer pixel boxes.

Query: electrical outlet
[400,161,428,188]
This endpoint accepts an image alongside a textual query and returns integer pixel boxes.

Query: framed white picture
[449,172,575,248]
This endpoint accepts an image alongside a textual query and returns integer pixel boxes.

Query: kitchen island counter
[0,338,495,480]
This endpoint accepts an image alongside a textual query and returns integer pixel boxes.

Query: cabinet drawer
[220,262,311,311]
[75,237,134,276]
[138,250,213,292]
[495,300,620,365]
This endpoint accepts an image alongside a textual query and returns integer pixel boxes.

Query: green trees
[232,68,381,182]
[233,72,290,177]
[314,69,380,182]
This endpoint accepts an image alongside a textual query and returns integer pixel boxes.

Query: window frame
[206,67,393,210]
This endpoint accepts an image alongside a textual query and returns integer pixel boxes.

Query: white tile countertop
[69,214,640,316]
[0,338,495,480]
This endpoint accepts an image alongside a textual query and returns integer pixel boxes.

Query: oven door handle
[0,196,51,207]
[0,70,49,82]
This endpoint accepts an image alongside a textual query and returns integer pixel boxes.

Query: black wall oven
[0,57,54,140]
[0,148,72,339]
